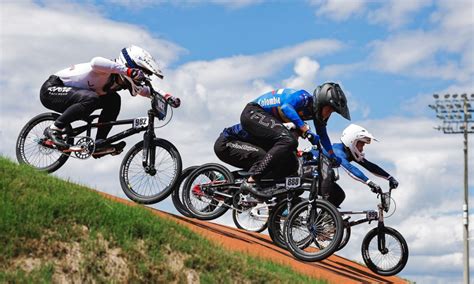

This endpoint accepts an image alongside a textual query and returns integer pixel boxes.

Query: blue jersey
[332,143,390,183]
[253,88,313,129]
[252,88,334,154]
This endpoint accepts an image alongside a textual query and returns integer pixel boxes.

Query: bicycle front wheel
[171,166,199,217]
[361,226,409,276]
[119,139,182,204]
[267,197,304,249]
[16,113,70,173]
[285,200,343,262]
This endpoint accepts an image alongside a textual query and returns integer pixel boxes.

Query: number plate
[133,117,149,129]
[285,177,301,189]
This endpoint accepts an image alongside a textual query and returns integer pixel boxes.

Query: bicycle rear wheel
[285,200,343,262]
[182,164,234,220]
[16,113,71,173]
[232,201,269,233]
[120,139,182,204]
[361,226,408,276]
[335,220,351,252]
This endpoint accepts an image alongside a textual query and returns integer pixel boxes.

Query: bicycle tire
[16,112,71,173]
[182,163,233,220]
[171,166,199,217]
[361,226,409,276]
[285,199,343,262]
[119,139,182,204]
[335,221,351,252]
[267,197,304,249]
[232,203,269,233]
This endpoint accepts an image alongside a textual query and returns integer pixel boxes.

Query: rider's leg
[95,92,121,141]
[40,76,99,148]
[240,103,298,186]
[214,134,266,171]
[320,179,345,208]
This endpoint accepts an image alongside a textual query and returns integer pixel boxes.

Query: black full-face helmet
[313,82,351,125]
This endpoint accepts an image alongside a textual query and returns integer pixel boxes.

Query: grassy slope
[0,157,325,283]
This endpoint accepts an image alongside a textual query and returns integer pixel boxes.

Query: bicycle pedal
[110,149,123,156]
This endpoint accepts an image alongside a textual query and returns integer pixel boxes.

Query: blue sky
[1,1,473,283]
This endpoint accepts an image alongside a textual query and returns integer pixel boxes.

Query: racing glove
[367,181,382,194]
[328,153,341,167]
[388,176,399,189]
[303,130,320,145]
[127,68,146,83]
[164,94,181,108]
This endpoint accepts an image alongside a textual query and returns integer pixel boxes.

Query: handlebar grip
[164,94,181,108]
[306,132,320,145]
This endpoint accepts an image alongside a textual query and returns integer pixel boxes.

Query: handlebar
[144,80,181,109]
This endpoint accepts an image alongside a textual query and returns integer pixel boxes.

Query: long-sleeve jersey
[252,88,334,154]
[332,143,391,184]
[55,57,150,97]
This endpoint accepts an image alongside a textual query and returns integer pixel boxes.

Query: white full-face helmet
[340,124,377,162]
[118,45,164,79]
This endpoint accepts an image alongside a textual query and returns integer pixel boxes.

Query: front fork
[377,209,388,254]
[142,111,157,175]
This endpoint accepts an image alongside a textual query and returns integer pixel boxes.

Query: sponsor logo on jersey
[258,96,281,106]
[48,86,72,95]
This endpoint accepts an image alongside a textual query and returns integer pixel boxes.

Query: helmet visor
[333,84,351,120]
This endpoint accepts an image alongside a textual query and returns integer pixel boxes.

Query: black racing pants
[320,179,346,208]
[240,103,299,180]
[39,75,121,140]
[214,134,267,171]
[214,134,298,179]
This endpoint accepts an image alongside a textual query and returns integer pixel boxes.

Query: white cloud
[310,0,367,21]
[368,0,433,29]
[283,57,320,90]
[367,0,473,83]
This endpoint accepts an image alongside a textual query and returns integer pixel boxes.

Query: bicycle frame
[65,78,170,173]
[340,189,393,253]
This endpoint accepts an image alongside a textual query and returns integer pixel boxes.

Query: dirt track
[103,193,407,284]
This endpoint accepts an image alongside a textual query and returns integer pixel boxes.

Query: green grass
[0,157,325,283]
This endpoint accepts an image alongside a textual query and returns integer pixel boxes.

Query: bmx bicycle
[16,79,182,204]
[181,133,343,261]
[336,187,409,276]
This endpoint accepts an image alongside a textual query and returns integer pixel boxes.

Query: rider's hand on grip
[328,153,341,167]
[368,181,382,194]
[164,94,181,108]
[388,176,399,189]
[127,68,146,83]
[303,130,320,145]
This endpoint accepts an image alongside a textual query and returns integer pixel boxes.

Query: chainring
[72,136,95,159]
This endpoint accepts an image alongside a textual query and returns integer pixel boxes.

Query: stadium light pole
[429,93,474,284]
